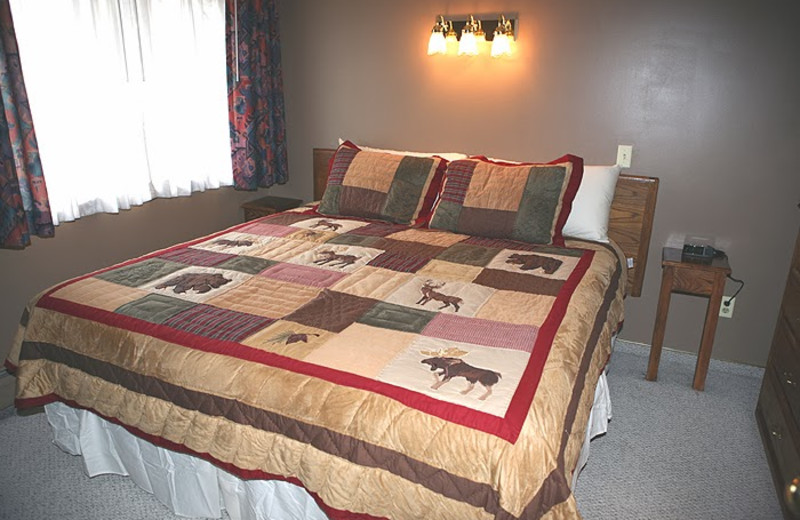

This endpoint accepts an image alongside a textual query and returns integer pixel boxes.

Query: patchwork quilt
[7,207,625,520]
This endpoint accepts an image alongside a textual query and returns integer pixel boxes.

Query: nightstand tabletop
[662,247,731,273]
[240,195,303,212]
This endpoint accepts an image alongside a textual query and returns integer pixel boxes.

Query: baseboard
[616,338,765,378]
[0,371,15,410]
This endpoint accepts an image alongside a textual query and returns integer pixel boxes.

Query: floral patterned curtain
[0,0,53,249]
[226,0,288,190]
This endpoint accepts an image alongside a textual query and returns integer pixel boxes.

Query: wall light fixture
[427,14,517,57]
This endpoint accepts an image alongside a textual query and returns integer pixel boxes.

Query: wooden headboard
[312,148,658,297]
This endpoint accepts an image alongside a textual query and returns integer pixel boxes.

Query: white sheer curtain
[10,0,233,225]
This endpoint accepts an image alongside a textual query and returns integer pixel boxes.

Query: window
[10,0,233,225]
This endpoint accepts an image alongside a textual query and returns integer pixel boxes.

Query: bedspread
[7,207,624,520]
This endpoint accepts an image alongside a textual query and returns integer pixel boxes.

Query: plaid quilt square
[157,247,235,267]
[163,304,274,342]
[259,263,348,288]
[422,313,539,352]
[237,222,299,238]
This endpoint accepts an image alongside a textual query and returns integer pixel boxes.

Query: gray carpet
[0,341,783,520]
[576,341,781,519]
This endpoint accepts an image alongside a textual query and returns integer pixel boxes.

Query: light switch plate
[617,145,633,168]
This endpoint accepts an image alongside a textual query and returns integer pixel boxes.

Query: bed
[6,143,658,520]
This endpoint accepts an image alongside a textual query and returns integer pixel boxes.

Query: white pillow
[337,138,468,162]
[563,165,621,243]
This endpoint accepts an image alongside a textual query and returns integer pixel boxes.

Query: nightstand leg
[693,273,726,391]
[647,266,674,381]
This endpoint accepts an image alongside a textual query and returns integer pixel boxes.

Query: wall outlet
[719,297,736,318]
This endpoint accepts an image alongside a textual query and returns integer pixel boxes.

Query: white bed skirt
[43,372,612,519]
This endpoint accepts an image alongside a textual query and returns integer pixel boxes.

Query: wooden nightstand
[241,195,303,222]
[646,247,731,391]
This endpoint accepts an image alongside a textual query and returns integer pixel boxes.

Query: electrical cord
[724,274,744,306]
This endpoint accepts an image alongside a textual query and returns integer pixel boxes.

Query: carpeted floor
[0,341,783,519]
[575,341,780,519]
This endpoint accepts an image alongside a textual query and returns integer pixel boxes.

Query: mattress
[8,207,625,519]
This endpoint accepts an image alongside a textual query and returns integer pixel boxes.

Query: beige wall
[277,0,800,366]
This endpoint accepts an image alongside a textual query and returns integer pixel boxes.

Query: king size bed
[6,142,658,520]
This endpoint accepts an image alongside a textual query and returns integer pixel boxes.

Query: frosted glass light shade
[427,32,446,55]
[491,33,511,57]
[458,32,478,56]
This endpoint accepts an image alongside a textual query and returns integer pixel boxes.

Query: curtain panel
[0,0,53,249]
[10,0,233,226]
[226,0,288,190]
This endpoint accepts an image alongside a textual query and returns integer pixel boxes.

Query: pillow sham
[337,138,469,162]
[428,155,583,246]
[318,141,447,226]
[562,165,621,243]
